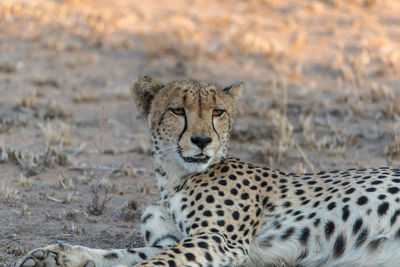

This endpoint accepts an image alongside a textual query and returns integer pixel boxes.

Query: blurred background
[0,0,399,265]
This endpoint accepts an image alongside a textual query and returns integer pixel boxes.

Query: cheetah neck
[153,154,223,198]
[153,158,188,198]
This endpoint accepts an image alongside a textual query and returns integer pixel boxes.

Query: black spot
[221,166,229,173]
[171,248,181,254]
[141,214,153,224]
[226,225,234,232]
[203,210,212,217]
[218,180,227,186]
[232,211,240,220]
[152,234,180,247]
[229,174,237,180]
[388,187,400,194]
[390,210,400,226]
[195,193,202,201]
[145,231,151,241]
[352,218,363,235]
[198,241,209,249]
[345,188,355,194]
[212,235,221,243]
[299,227,310,245]
[205,252,213,262]
[104,252,118,259]
[206,195,215,203]
[325,221,335,240]
[281,227,295,240]
[293,210,302,216]
[241,193,249,200]
[138,252,147,260]
[396,229,400,239]
[342,205,350,222]
[357,196,368,205]
[217,220,225,226]
[295,189,305,195]
[224,199,234,206]
[327,202,336,210]
[333,234,346,258]
[355,228,368,247]
[371,180,383,185]
[366,187,376,192]
[368,237,386,250]
[184,252,196,261]
[167,260,176,267]
[377,202,389,216]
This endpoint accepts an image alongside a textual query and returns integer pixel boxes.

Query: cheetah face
[132,76,243,176]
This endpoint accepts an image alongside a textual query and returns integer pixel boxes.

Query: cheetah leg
[17,243,163,267]
[134,233,249,267]
[140,204,184,247]
[18,205,183,267]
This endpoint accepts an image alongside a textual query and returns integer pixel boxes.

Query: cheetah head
[132,76,243,178]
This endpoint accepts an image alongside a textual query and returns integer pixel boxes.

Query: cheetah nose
[191,136,212,149]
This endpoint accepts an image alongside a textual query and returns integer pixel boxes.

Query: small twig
[46,196,64,203]
[295,142,314,172]
[63,142,87,156]
[68,165,123,172]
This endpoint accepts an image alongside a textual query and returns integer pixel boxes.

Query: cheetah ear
[131,75,163,118]
[222,82,244,104]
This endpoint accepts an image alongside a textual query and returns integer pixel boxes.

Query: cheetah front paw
[17,243,95,267]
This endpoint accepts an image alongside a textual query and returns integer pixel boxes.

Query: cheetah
[18,76,400,267]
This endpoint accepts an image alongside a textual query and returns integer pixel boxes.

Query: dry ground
[1,0,400,266]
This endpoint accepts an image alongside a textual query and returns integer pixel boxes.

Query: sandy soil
[0,0,400,266]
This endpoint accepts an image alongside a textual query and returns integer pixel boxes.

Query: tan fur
[132,77,244,190]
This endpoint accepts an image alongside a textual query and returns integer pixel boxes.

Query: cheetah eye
[170,108,185,116]
[212,109,225,117]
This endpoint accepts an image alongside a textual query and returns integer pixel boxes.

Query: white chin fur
[154,148,226,193]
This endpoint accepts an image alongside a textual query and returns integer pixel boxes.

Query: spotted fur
[18,77,400,267]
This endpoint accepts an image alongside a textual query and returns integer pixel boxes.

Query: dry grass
[0,146,68,176]
[0,182,20,201]
[37,120,71,146]
[386,132,400,158]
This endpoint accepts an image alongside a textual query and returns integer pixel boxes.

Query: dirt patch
[0,0,400,265]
